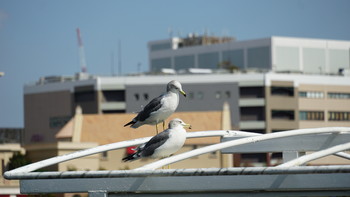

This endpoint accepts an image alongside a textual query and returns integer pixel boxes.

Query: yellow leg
[162,121,165,130]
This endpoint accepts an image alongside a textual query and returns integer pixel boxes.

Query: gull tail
[124,120,135,127]
[122,153,140,162]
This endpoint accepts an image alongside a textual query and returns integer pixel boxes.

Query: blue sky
[1,0,350,127]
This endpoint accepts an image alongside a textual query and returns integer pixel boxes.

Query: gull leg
[162,121,165,130]
[156,124,159,134]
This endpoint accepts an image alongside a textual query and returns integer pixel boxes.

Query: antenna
[118,39,122,76]
[76,28,87,73]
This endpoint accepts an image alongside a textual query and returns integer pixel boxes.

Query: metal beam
[20,173,350,194]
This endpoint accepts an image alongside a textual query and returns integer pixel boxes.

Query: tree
[7,152,31,171]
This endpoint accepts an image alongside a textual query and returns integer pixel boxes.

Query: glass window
[271,86,294,96]
[198,52,219,69]
[271,110,295,120]
[328,92,350,99]
[143,93,149,101]
[215,91,222,99]
[247,46,270,69]
[299,91,324,99]
[197,91,204,100]
[151,57,171,72]
[225,91,231,98]
[222,49,244,69]
[299,111,324,121]
[174,55,195,70]
[328,111,350,121]
[134,94,139,101]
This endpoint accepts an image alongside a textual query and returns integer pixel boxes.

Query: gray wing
[140,130,170,157]
[134,94,165,122]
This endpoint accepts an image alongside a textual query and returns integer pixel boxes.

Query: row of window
[271,87,350,100]
[283,111,350,121]
[151,46,270,71]
[299,91,324,99]
[299,91,350,99]
[133,91,232,101]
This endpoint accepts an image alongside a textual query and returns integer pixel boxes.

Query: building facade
[148,36,350,75]
[24,73,350,145]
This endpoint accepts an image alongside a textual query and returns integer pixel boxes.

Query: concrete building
[148,36,350,75]
[24,73,350,146]
[0,128,25,196]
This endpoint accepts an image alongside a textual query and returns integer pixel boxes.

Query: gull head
[168,118,191,129]
[167,80,186,97]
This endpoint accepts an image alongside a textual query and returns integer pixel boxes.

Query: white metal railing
[136,127,350,170]
[4,130,256,176]
[4,127,350,196]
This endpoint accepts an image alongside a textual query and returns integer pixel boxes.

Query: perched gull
[122,118,191,162]
[124,80,186,133]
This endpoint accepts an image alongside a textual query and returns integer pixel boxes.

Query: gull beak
[180,90,187,97]
[183,123,192,129]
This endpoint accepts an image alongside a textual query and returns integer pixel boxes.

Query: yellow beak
[180,90,187,97]
[183,123,192,129]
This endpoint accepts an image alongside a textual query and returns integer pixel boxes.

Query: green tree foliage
[7,152,31,170]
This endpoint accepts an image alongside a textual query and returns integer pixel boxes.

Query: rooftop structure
[148,36,350,74]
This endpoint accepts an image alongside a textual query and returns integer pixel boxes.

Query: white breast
[152,128,186,158]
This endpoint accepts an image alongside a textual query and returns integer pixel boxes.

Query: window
[198,52,219,69]
[328,92,350,99]
[188,92,194,99]
[271,110,294,120]
[74,91,95,102]
[225,91,231,98]
[222,49,244,69]
[328,111,350,121]
[215,91,222,99]
[102,90,125,102]
[143,93,149,100]
[101,151,108,160]
[247,46,270,69]
[197,91,204,100]
[271,86,294,96]
[299,111,324,121]
[174,55,195,70]
[240,107,265,121]
[49,116,71,128]
[299,91,324,99]
[134,93,139,101]
[240,87,264,98]
[150,57,171,72]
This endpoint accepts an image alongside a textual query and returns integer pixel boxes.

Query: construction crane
[76,28,87,73]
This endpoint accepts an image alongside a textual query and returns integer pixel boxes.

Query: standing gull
[122,118,191,162]
[124,80,186,133]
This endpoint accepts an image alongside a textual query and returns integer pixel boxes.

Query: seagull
[122,118,191,162]
[124,80,186,133]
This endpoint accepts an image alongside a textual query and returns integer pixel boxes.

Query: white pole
[277,142,350,167]
[136,127,350,170]
[335,152,350,160]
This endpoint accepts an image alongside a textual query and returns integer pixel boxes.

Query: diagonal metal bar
[136,127,350,170]
[277,141,350,167]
